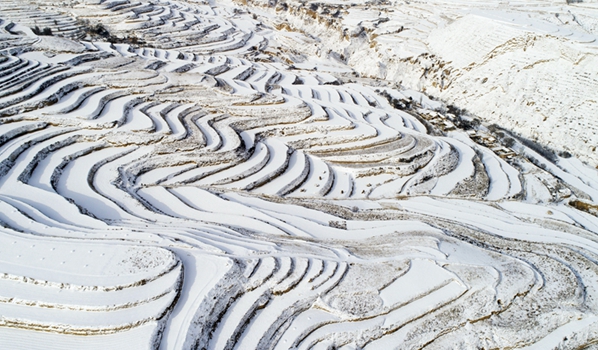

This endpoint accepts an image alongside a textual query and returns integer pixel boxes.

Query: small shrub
[377,90,412,110]
[31,26,53,36]
[88,23,110,38]
[558,151,572,158]
[329,220,347,229]
[446,104,465,117]
[503,137,515,148]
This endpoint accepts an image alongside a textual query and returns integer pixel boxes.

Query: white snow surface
[0,0,597,349]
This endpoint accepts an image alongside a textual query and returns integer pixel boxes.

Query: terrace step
[254,150,309,196]
[223,138,291,191]
[290,155,333,197]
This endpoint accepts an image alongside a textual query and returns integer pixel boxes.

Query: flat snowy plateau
[0,0,597,349]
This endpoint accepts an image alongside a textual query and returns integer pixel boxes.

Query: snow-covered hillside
[0,0,597,349]
[245,0,598,167]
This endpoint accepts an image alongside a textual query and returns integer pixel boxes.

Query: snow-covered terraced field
[243,0,598,167]
[1,0,598,349]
